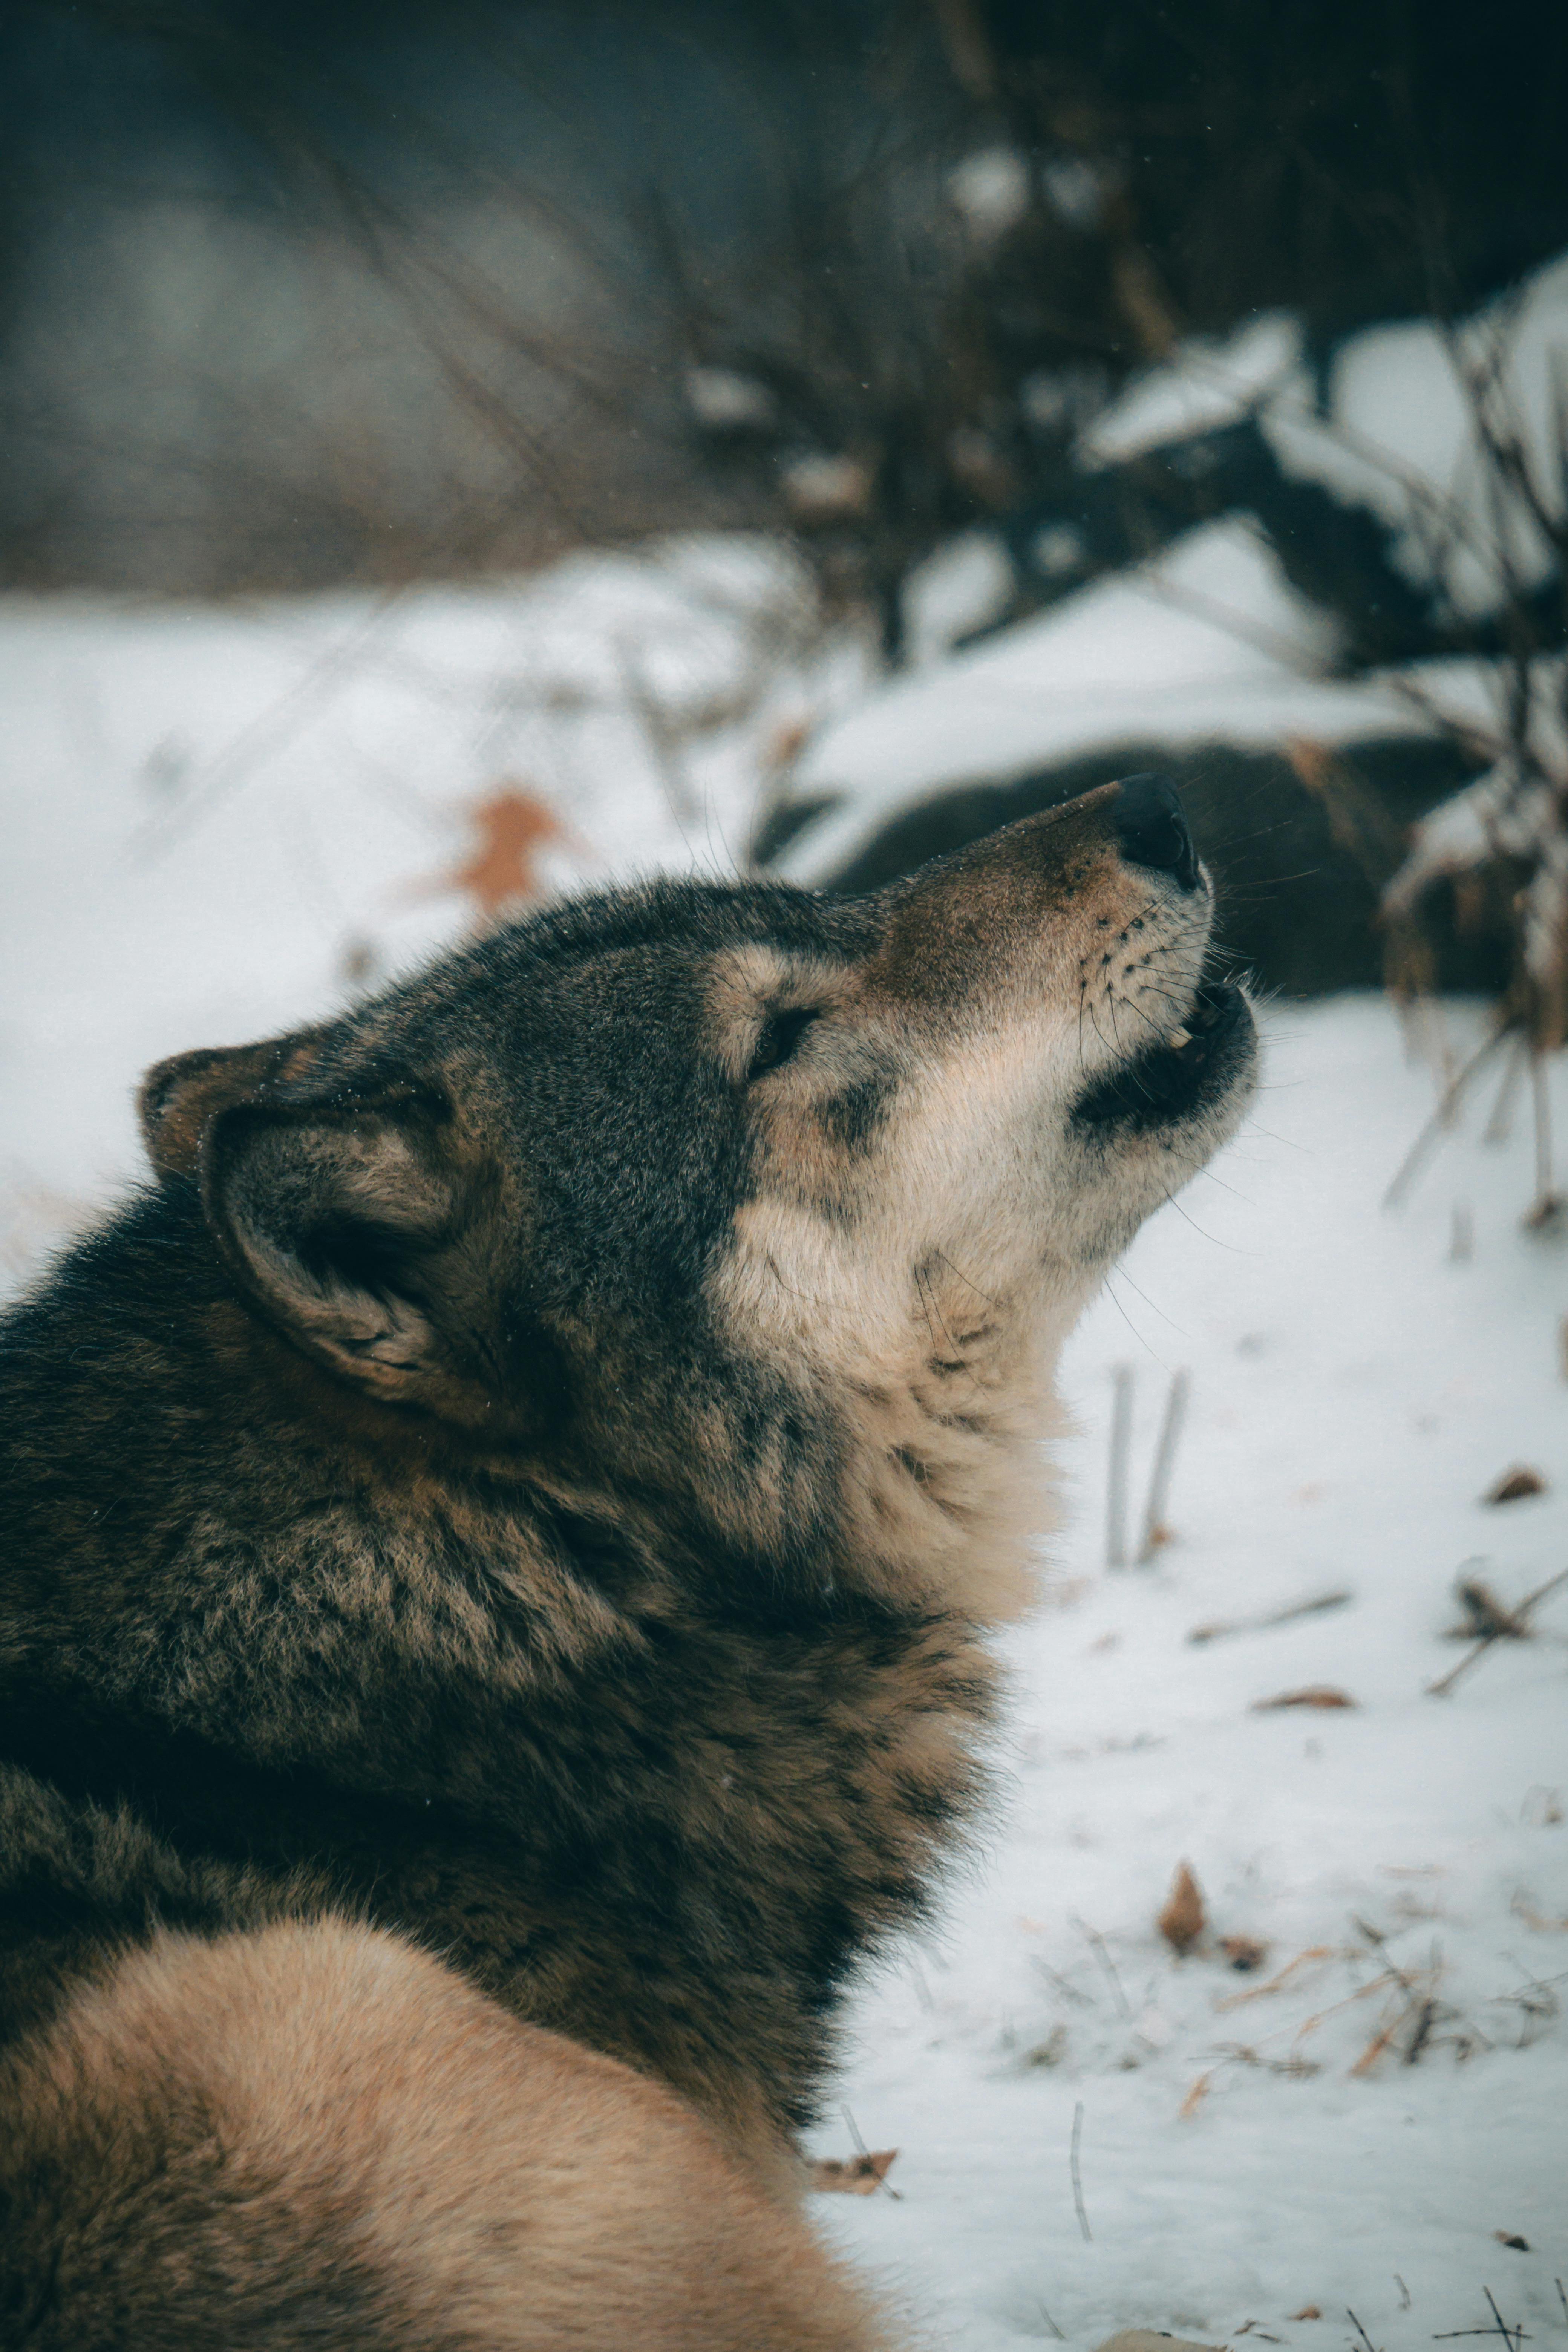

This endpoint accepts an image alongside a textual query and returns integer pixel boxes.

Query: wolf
[0,775,1253,2349]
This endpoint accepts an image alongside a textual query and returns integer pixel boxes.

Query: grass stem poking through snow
[1383,1023,1510,1211]
[1107,1363,1135,1569]
[1138,1369,1191,1563]
[1070,2102,1091,2242]
[1483,1037,1527,1146]
[1073,1917,1133,2019]
[1528,1052,1559,1225]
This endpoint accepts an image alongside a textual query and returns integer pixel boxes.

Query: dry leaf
[764,717,813,771]
[1022,2024,1069,2069]
[1485,1464,1547,1504]
[1494,2231,1530,2251]
[810,2149,898,2195]
[1453,1578,1530,1639]
[1290,2307,1323,2321]
[445,787,571,919]
[1220,1934,1271,1972]
[1159,1860,1207,1952]
[1251,1686,1358,1712]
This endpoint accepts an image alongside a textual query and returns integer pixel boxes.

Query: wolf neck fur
[0,1185,1070,2145]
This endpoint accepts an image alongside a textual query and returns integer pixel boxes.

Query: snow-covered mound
[768,520,1421,887]
[767,253,1568,896]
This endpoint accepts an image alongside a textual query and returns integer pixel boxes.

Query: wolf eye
[747,1005,820,1081]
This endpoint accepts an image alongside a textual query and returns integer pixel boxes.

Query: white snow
[1081,314,1306,466]
[2,571,1565,2352]
[950,149,1034,242]
[1084,256,1568,624]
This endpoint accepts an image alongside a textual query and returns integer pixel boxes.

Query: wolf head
[139,778,1255,1617]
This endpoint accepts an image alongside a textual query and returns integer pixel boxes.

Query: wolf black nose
[1112,772,1200,891]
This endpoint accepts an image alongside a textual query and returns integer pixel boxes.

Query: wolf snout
[1112,772,1200,893]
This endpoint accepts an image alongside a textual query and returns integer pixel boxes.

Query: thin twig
[1384,1023,1512,1210]
[1107,1364,1134,1570]
[1069,2102,1092,2242]
[1483,1034,1527,1145]
[1138,1369,1191,1563]
[1528,1052,1560,1224]
[1188,1590,1352,1645]
[1347,2309,1379,2352]
[1072,1917,1133,2020]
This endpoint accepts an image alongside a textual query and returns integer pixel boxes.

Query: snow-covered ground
[2,578,1565,2352]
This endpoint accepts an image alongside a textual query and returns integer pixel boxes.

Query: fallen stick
[1188,1589,1352,1645]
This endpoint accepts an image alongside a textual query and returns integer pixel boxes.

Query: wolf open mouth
[1071,974,1250,1136]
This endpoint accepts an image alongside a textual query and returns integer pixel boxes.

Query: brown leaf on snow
[810,2149,899,2195]
[1484,1464,1548,1504]
[1159,1860,1207,1953]
[1289,2307,1323,2321]
[1453,1578,1531,1639]
[417,786,578,923]
[1220,1934,1271,1972]
[1251,1686,1358,1712]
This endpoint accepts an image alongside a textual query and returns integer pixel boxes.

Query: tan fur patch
[3,1919,895,2352]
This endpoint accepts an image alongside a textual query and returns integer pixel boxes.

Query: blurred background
[3,11,1568,2341]
[7,0,1568,1031]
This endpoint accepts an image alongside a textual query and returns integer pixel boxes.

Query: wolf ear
[139,1035,324,1179]
[201,1089,485,1410]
